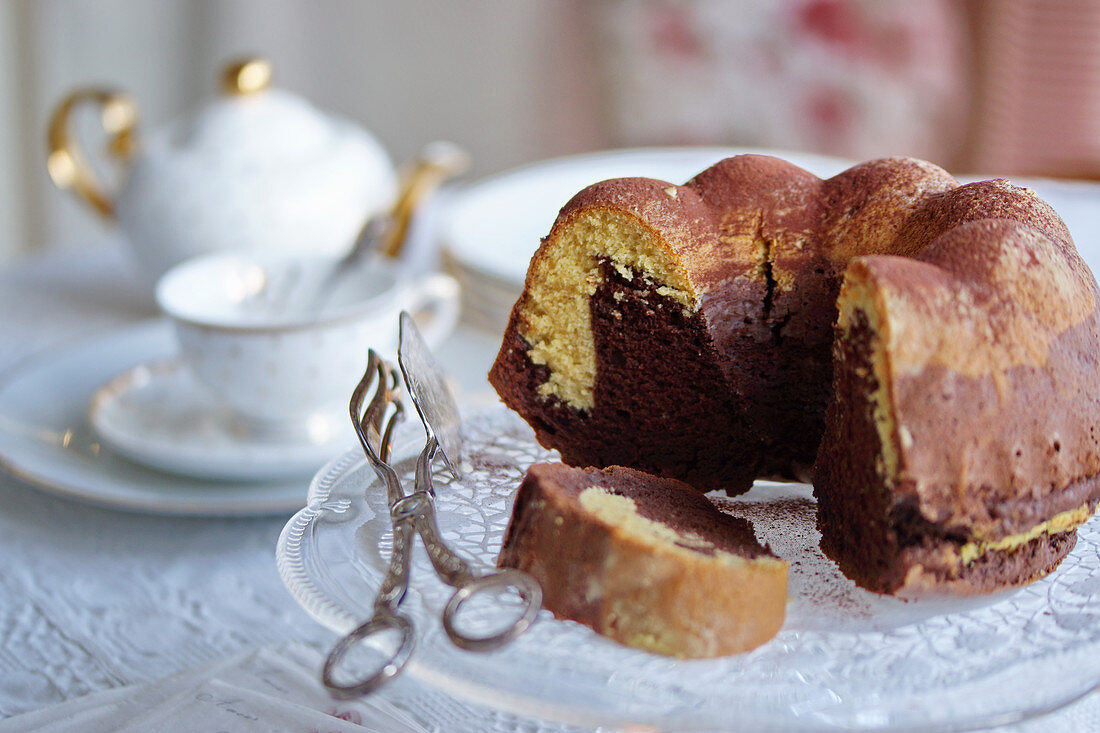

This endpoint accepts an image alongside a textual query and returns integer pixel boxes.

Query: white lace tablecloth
[0,240,1096,732]
[0,240,573,732]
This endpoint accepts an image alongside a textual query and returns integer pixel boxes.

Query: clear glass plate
[276,406,1100,731]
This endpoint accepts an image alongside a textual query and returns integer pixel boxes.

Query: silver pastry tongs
[322,313,541,699]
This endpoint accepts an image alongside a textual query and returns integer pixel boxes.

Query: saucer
[0,320,319,515]
[89,359,353,482]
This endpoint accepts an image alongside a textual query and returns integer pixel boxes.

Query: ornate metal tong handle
[323,351,416,699]
[323,347,541,699]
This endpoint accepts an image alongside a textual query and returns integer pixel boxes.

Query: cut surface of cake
[489,154,1100,595]
[497,463,787,658]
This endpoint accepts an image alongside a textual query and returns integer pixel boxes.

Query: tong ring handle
[442,568,543,652]
[322,612,416,699]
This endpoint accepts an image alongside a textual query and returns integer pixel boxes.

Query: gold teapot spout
[383,141,471,258]
[46,89,139,220]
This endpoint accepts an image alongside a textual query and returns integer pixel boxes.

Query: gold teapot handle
[46,89,139,220]
[382,141,471,258]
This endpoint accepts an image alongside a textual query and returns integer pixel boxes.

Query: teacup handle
[400,273,461,348]
[46,89,140,220]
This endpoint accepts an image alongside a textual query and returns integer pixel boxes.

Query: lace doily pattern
[0,244,581,731]
[278,406,1100,731]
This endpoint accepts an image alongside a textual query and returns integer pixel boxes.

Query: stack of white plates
[439,248,527,335]
[437,147,853,335]
[437,146,1100,337]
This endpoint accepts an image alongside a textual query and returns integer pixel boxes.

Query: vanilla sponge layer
[575,485,787,657]
[518,208,697,410]
[958,501,1094,564]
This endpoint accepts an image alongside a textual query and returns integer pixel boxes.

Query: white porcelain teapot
[47,58,397,285]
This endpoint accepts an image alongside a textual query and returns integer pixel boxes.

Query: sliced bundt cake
[489,154,1100,594]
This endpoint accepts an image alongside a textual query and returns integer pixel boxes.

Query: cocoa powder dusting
[709,491,874,624]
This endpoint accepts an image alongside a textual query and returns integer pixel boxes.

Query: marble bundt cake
[498,463,787,657]
[489,154,1100,595]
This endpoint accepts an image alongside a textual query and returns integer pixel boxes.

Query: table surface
[0,238,1096,732]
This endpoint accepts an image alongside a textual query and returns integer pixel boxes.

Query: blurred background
[2,0,1098,263]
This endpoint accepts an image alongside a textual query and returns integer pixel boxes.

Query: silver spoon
[316,141,471,304]
[240,141,470,318]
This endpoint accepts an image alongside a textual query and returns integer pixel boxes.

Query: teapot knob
[221,57,272,96]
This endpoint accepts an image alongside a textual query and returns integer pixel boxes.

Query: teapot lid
[150,57,393,182]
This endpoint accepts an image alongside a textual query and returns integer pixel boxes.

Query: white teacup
[155,252,460,441]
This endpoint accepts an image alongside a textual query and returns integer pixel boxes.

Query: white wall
[0,0,604,259]
[0,1,30,261]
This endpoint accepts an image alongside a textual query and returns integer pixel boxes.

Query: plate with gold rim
[0,320,312,515]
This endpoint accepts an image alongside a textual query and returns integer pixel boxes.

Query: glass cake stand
[277,406,1100,731]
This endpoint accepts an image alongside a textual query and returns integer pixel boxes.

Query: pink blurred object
[595,0,968,164]
[970,0,1100,178]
